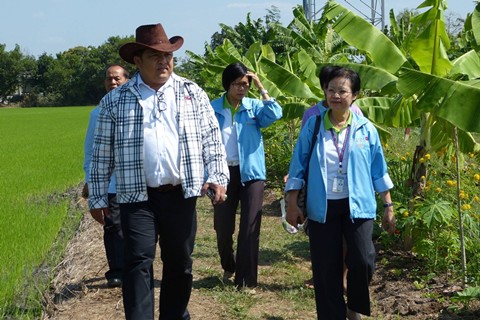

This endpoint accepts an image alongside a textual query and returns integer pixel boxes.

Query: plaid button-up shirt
[88,72,229,209]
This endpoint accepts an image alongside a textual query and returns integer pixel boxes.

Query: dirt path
[45,198,223,320]
[44,192,480,320]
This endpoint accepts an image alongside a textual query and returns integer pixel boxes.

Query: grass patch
[0,106,93,318]
[192,196,317,319]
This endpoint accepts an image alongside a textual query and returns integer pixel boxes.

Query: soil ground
[43,189,480,320]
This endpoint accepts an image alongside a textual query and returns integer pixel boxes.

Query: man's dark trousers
[120,187,197,320]
[104,194,124,281]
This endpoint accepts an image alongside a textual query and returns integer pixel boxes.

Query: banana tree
[323,0,480,197]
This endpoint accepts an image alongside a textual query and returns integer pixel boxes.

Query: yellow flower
[467,204,472,210]
[461,204,469,211]
[435,187,442,193]
[469,152,475,158]
[474,174,480,181]
[425,153,431,160]
[405,152,410,157]
[425,186,431,191]
[419,157,425,163]
[474,196,479,202]
[459,192,466,200]
[403,211,409,217]
[420,175,426,180]
[446,180,455,187]
[401,156,406,162]
[384,143,389,149]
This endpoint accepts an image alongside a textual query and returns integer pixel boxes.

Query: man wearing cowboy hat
[88,23,229,320]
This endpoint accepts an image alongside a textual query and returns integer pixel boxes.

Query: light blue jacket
[211,95,282,183]
[285,111,393,223]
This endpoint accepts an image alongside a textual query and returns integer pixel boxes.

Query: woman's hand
[380,191,395,234]
[246,71,270,99]
[382,207,395,235]
[246,71,262,90]
[285,191,305,227]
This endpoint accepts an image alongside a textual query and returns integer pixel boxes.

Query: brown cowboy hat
[119,23,184,64]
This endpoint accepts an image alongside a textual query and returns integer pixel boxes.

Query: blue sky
[0,0,474,59]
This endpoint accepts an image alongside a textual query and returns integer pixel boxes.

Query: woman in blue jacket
[210,62,282,289]
[285,67,395,320]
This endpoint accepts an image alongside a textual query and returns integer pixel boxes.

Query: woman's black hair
[319,65,339,89]
[326,67,361,94]
[222,62,252,91]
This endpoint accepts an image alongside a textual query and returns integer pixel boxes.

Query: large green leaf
[213,40,243,62]
[409,0,453,76]
[356,97,417,129]
[259,57,320,100]
[430,118,480,154]
[471,3,480,43]
[450,50,480,80]
[320,63,398,92]
[323,1,408,74]
[297,49,319,87]
[244,41,263,67]
[281,102,310,121]
[397,68,480,133]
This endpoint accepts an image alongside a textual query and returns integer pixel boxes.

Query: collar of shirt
[137,73,174,98]
[324,109,352,133]
[222,93,240,114]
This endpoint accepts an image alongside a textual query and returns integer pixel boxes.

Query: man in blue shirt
[83,64,129,288]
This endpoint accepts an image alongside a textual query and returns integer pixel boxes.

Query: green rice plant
[0,106,93,318]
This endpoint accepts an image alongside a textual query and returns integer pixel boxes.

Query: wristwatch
[383,203,394,208]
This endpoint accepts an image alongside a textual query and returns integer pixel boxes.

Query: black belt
[147,184,181,193]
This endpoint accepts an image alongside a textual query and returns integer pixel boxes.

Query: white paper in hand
[280,198,298,234]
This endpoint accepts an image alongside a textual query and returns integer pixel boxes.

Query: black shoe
[106,278,122,288]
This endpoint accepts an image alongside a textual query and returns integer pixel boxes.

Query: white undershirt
[325,127,350,199]
[219,107,239,162]
[137,74,181,187]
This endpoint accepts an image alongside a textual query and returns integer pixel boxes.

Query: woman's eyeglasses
[326,89,352,97]
[231,82,250,89]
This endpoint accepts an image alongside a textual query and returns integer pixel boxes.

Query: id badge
[332,176,345,193]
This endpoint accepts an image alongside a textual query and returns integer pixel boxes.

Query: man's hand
[202,183,227,205]
[90,208,110,225]
[81,183,89,199]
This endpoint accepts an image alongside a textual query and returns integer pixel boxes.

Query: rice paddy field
[0,106,93,318]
